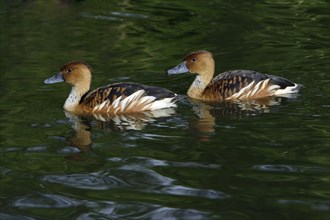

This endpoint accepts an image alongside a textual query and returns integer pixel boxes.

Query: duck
[44,61,177,115]
[166,50,302,101]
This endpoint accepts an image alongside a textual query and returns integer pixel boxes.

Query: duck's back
[203,70,301,100]
[80,82,177,114]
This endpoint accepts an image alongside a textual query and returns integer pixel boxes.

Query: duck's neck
[187,71,214,100]
[64,82,90,112]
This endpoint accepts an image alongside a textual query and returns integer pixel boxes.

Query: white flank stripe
[92,90,177,114]
[245,89,254,98]
[112,96,122,109]
[98,100,108,111]
[260,79,270,91]
[139,96,156,105]
[268,85,280,95]
[228,81,255,100]
[241,82,255,99]
[251,81,264,96]
[230,84,248,98]
[122,90,145,111]
[119,97,129,112]
[246,81,255,90]
[93,105,100,112]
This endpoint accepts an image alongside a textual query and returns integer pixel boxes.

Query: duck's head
[166,50,215,77]
[44,61,92,87]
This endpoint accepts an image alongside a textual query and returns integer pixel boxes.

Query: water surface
[1,0,330,219]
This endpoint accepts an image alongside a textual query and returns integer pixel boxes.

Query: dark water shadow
[64,108,177,153]
[183,94,300,140]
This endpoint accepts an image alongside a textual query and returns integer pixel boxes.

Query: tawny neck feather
[187,66,214,100]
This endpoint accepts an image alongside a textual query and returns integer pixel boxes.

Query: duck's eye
[67,68,72,73]
[191,58,197,62]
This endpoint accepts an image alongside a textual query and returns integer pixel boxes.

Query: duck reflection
[64,108,176,152]
[188,95,297,140]
[64,94,298,150]
[65,112,92,152]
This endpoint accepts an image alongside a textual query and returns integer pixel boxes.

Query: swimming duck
[44,61,177,115]
[167,50,302,101]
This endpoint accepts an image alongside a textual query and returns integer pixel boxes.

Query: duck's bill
[44,72,64,84]
[167,61,189,75]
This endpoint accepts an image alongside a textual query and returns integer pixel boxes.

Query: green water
[1,1,330,219]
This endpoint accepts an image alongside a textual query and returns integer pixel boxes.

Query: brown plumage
[167,50,302,101]
[44,61,177,115]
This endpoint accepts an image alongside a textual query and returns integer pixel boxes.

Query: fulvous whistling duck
[44,61,177,115]
[167,50,302,101]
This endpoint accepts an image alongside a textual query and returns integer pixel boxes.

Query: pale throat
[64,83,90,111]
[187,73,213,98]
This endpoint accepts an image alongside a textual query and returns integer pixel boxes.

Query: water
[1,0,330,219]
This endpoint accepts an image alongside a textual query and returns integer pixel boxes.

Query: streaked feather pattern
[201,70,301,100]
[81,83,177,114]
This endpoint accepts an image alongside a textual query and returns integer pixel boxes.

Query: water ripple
[114,156,221,169]
[13,193,81,208]
[252,164,330,173]
[46,165,228,200]
[12,193,210,219]
[77,204,210,220]
[118,165,174,186]
[132,207,210,220]
[110,11,148,19]
[81,11,148,22]
[117,165,228,199]
[80,12,123,21]
[0,213,35,220]
[158,185,230,199]
[26,146,47,152]
[0,147,22,153]
[42,173,128,190]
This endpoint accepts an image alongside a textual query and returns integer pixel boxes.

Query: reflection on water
[65,108,176,151]
[188,95,297,140]
[91,108,177,130]
[65,95,294,150]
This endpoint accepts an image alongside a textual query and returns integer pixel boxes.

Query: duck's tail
[274,83,303,96]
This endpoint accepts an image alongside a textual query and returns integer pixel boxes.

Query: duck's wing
[203,70,301,100]
[80,83,177,114]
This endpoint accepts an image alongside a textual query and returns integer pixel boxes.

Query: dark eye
[191,58,197,62]
[67,68,72,73]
